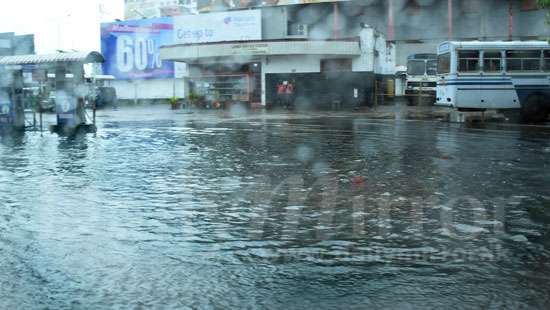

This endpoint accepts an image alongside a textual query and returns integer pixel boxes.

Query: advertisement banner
[197,0,350,12]
[55,99,76,127]
[101,18,175,80]
[173,10,262,44]
[0,100,13,124]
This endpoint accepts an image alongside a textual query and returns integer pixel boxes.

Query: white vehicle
[436,41,550,122]
[405,53,438,105]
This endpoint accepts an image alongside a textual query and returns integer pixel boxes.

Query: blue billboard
[101,18,174,80]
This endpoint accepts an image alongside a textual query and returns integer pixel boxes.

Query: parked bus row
[434,41,549,122]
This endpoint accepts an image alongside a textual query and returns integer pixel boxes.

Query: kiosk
[0,67,25,132]
[0,51,105,134]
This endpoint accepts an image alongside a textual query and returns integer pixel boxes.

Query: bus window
[483,51,502,72]
[544,50,550,72]
[427,60,437,75]
[506,50,541,71]
[437,53,450,74]
[407,60,426,75]
[458,50,480,72]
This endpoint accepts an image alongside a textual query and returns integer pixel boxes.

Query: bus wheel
[521,93,549,123]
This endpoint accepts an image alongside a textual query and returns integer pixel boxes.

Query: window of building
[544,50,550,72]
[520,0,539,11]
[458,50,480,73]
[461,0,481,14]
[437,53,450,74]
[506,50,541,71]
[483,51,502,72]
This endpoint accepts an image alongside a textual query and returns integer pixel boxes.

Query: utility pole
[508,0,514,41]
[448,0,453,41]
[388,0,394,41]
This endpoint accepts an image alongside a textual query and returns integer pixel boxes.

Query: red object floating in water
[352,176,365,185]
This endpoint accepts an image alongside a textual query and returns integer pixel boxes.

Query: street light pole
[508,0,514,41]
[388,0,394,41]
[448,0,453,41]
[132,9,148,19]
[56,14,71,51]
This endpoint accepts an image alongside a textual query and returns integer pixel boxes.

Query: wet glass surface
[1,106,550,309]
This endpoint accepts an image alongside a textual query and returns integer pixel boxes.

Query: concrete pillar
[333,2,340,39]
[261,56,267,107]
[12,71,25,129]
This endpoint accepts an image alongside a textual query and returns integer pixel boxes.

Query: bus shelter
[0,51,104,134]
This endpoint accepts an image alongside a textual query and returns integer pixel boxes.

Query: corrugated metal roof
[0,51,104,65]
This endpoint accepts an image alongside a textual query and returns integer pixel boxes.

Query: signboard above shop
[230,43,269,55]
[173,9,262,44]
[196,0,350,13]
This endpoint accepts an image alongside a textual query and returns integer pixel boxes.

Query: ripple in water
[1,106,550,309]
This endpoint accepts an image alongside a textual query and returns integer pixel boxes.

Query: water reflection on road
[1,106,550,309]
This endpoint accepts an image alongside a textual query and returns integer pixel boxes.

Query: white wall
[263,55,321,74]
[353,27,375,72]
[395,41,440,66]
[374,37,396,76]
[353,27,396,75]
[106,78,186,100]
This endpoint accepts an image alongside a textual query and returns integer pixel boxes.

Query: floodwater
[1,106,550,309]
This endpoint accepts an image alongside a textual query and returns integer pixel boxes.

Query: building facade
[0,33,35,57]
[161,10,396,108]
[112,0,550,105]
[125,0,198,19]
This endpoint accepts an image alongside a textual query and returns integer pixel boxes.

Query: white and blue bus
[436,41,550,122]
[406,53,438,106]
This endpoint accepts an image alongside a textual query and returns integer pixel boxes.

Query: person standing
[276,81,286,108]
[285,80,295,109]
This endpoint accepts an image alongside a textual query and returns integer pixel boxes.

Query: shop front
[161,38,376,109]
[186,61,262,108]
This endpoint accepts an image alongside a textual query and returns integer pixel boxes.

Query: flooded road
[1,106,550,309]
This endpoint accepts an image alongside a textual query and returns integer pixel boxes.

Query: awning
[0,51,104,66]
[160,40,361,63]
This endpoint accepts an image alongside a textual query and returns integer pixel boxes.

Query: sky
[0,0,124,54]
